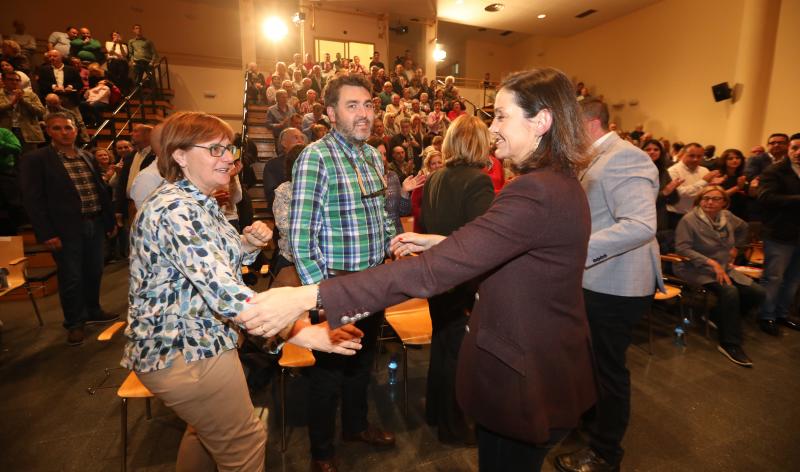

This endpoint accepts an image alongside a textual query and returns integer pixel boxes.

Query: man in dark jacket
[756,133,800,336]
[19,113,119,346]
[37,50,83,108]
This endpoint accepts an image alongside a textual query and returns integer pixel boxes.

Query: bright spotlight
[433,44,447,62]
[262,16,288,42]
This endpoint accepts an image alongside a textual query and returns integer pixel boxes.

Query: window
[315,39,374,62]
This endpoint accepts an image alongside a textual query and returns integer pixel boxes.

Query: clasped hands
[235,285,363,356]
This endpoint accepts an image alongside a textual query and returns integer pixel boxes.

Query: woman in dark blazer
[238,68,596,471]
[419,114,495,444]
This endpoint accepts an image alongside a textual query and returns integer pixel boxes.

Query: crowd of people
[1,26,798,472]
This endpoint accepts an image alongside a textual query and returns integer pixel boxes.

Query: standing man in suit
[19,113,119,346]
[289,74,395,472]
[37,50,83,109]
[115,124,155,230]
[556,98,662,472]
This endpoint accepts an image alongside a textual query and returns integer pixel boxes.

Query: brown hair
[693,185,730,207]
[422,150,443,174]
[500,68,591,175]
[323,74,372,108]
[441,115,491,168]
[158,111,234,182]
[580,97,609,130]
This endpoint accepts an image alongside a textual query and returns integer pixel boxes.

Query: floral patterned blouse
[121,179,259,373]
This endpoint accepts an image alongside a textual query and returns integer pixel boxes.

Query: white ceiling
[303,0,662,37]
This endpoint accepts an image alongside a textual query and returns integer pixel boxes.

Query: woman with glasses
[674,185,764,367]
[239,68,598,471]
[122,111,361,472]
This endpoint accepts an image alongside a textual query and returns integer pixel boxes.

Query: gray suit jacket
[580,132,663,297]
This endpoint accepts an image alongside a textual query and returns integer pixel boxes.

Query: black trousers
[426,288,473,443]
[704,280,765,346]
[307,309,384,460]
[583,289,652,466]
[477,425,569,472]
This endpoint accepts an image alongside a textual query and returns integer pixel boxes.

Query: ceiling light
[485,3,504,12]
[262,17,288,41]
[538,14,546,19]
[433,44,447,62]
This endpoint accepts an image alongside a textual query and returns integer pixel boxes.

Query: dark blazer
[758,158,800,243]
[420,165,494,234]
[115,149,156,216]
[37,64,84,103]
[262,155,287,209]
[745,152,780,180]
[320,169,596,444]
[19,146,114,242]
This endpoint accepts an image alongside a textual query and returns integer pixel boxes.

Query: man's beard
[335,116,373,144]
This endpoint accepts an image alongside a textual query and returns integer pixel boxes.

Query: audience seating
[384,298,432,416]
[0,236,53,326]
[278,342,315,452]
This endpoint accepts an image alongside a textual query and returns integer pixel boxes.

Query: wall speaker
[712,82,732,102]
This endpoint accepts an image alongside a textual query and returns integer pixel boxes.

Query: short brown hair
[580,97,609,130]
[323,74,372,108]
[441,115,491,168]
[693,185,730,207]
[157,111,234,182]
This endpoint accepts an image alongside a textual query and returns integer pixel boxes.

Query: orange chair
[278,343,315,452]
[0,236,49,326]
[384,298,432,416]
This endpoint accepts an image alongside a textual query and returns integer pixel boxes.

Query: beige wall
[516,0,751,148]
[762,0,800,138]
[302,9,388,63]
[464,40,516,83]
[169,64,244,131]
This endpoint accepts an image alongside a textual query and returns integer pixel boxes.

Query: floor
[1,261,799,471]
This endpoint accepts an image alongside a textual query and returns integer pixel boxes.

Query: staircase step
[248,105,270,112]
[248,132,272,140]
[248,126,270,134]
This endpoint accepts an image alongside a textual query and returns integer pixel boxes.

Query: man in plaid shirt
[289,74,396,472]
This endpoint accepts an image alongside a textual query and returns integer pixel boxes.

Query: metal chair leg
[280,367,287,452]
[145,398,152,420]
[402,344,409,417]
[121,398,128,472]
[25,284,44,326]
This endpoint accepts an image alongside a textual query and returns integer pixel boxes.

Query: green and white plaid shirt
[289,129,394,284]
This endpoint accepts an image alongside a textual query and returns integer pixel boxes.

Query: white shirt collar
[592,131,616,148]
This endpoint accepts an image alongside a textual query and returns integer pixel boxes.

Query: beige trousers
[138,349,267,472]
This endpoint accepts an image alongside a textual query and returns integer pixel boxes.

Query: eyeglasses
[700,196,725,202]
[192,144,238,158]
[343,153,387,199]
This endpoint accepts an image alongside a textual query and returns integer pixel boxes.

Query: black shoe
[777,317,800,331]
[67,327,85,346]
[555,447,620,472]
[86,311,120,325]
[717,344,753,367]
[342,425,396,447]
[758,319,780,336]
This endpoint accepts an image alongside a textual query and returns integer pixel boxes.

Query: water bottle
[674,324,686,347]
[387,356,398,385]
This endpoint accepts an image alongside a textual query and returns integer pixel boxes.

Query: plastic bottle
[387,356,398,385]
[674,324,686,347]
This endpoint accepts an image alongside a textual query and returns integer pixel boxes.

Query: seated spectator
[273,61,290,82]
[390,117,422,172]
[10,21,36,61]
[372,96,384,122]
[300,102,330,140]
[320,52,334,71]
[419,92,431,113]
[308,64,325,94]
[717,148,748,219]
[426,100,449,135]
[0,70,45,153]
[386,93,403,116]
[44,93,89,144]
[421,135,444,161]
[265,74,280,104]
[674,186,763,367]
[383,112,399,137]
[1,60,30,91]
[667,142,724,228]
[303,53,315,74]
[287,53,305,78]
[321,61,335,81]
[87,63,107,88]
[378,81,394,109]
[1,40,30,75]
[71,57,90,89]
[246,62,267,104]
[79,79,112,127]
[350,55,367,75]
[93,147,120,187]
[291,69,304,92]
[366,137,421,236]
[446,101,466,121]
[105,31,130,93]
[271,144,307,285]
[266,89,296,139]
[262,127,306,210]
[310,123,328,141]
[442,76,459,105]
[71,28,104,63]
[38,50,83,108]
[48,26,78,58]
[370,119,388,145]
[410,114,426,147]
[297,78,313,103]
[387,145,410,182]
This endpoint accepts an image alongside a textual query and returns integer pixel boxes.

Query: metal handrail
[81,67,159,150]
[241,70,250,149]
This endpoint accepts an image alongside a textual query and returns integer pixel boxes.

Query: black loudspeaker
[712,82,732,102]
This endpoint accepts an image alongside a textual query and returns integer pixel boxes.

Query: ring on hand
[260,323,269,335]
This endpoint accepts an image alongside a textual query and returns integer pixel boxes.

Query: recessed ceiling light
[485,3,504,12]
[538,14,546,19]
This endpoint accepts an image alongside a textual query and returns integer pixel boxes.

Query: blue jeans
[52,217,106,329]
[759,239,800,321]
